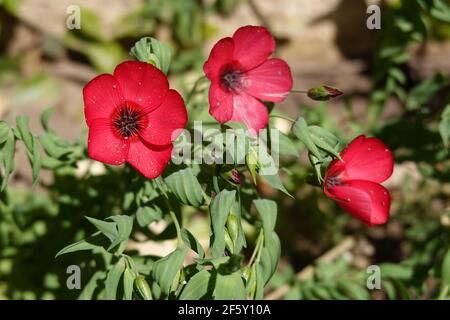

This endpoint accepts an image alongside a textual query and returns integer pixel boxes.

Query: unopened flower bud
[220,168,242,186]
[135,275,152,300]
[245,148,260,185]
[307,86,343,101]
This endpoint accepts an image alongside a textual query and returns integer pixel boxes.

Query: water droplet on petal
[383,191,387,195]
[112,85,117,89]
[346,198,351,202]
[367,147,371,151]
[382,201,386,207]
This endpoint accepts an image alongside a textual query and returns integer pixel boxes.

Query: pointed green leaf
[105,257,126,300]
[152,246,187,295]
[123,268,136,300]
[209,189,236,258]
[292,117,322,159]
[181,228,205,259]
[85,216,118,243]
[254,199,277,243]
[179,269,212,300]
[214,272,246,300]
[136,205,163,227]
[165,168,204,207]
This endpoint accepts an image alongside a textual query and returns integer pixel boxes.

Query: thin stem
[186,75,207,105]
[270,114,295,123]
[155,177,183,244]
[291,89,308,94]
[247,230,264,266]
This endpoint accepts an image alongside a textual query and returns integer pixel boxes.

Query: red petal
[139,90,188,146]
[83,74,125,126]
[113,61,169,113]
[324,180,390,226]
[232,26,275,71]
[87,118,129,165]
[230,92,269,132]
[203,37,235,81]
[340,135,394,183]
[126,139,173,179]
[208,82,234,123]
[245,58,293,102]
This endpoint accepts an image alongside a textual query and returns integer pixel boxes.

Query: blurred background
[0,0,449,300]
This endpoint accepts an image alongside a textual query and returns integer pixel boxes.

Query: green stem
[186,75,207,105]
[247,230,264,266]
[155,177,183,244]
[291,89,308,94]
[270,114,295,123]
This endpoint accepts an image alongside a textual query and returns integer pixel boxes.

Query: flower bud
[245,148,260,184]
[224,230,234,254]
[226,212,239,243]
[135,275,152,300]
[307,86,343,101]
[220,168,242,186]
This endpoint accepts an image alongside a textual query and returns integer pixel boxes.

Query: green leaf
[108,215,133,252]
[130,37,172,74]
[181,228,205,259]
[15,116,33,151]
[105,258,126,300]
[277,132,298,157]
[337,281,370,300]
[55,232,106,257]
[260,173,292,197]
[79,7,103,40]
[15,116,41,185]
[165,168,204,207]
[214,272,246,300]
[123,268,136,300]
[380,263,413,281]
[441,248,450,291]
[0,121,9,145]
[253,199,277,243]
[136,205,163,227]
[308,126,341,159]
[78,271,106,300]
[258,233,281,285]
[1,130,15,191]
[292,117,322,159]
[179,269,212,300]
[152,246,187,295]
[86,216,118,243]
[439,104,450,148]
[40,107,54,132]
[406,73,448,110]
[209,189,236,258]
[39,132,72,159]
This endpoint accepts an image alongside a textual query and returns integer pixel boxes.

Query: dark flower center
[113,105,144,138]
[220,67,244,92]
[326,175,342,189]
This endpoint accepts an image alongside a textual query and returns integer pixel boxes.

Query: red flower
[323,135,394,226]
[83,61,187,179]
[203,25,293,132]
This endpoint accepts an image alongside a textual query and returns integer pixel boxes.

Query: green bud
[135,276,152,300]
[245,148,260,185]
[220,168,242,186]
[226,212,239,243]
[307,86,343,101]
[224,230,234,254]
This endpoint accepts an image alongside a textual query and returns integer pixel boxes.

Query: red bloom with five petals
[323,135,394,226]
[203,25,293,132]
[83,61,187,179]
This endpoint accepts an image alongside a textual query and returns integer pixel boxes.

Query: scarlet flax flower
[323,135,394,226]
[83,61,187,179]
[203,25,293,132]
